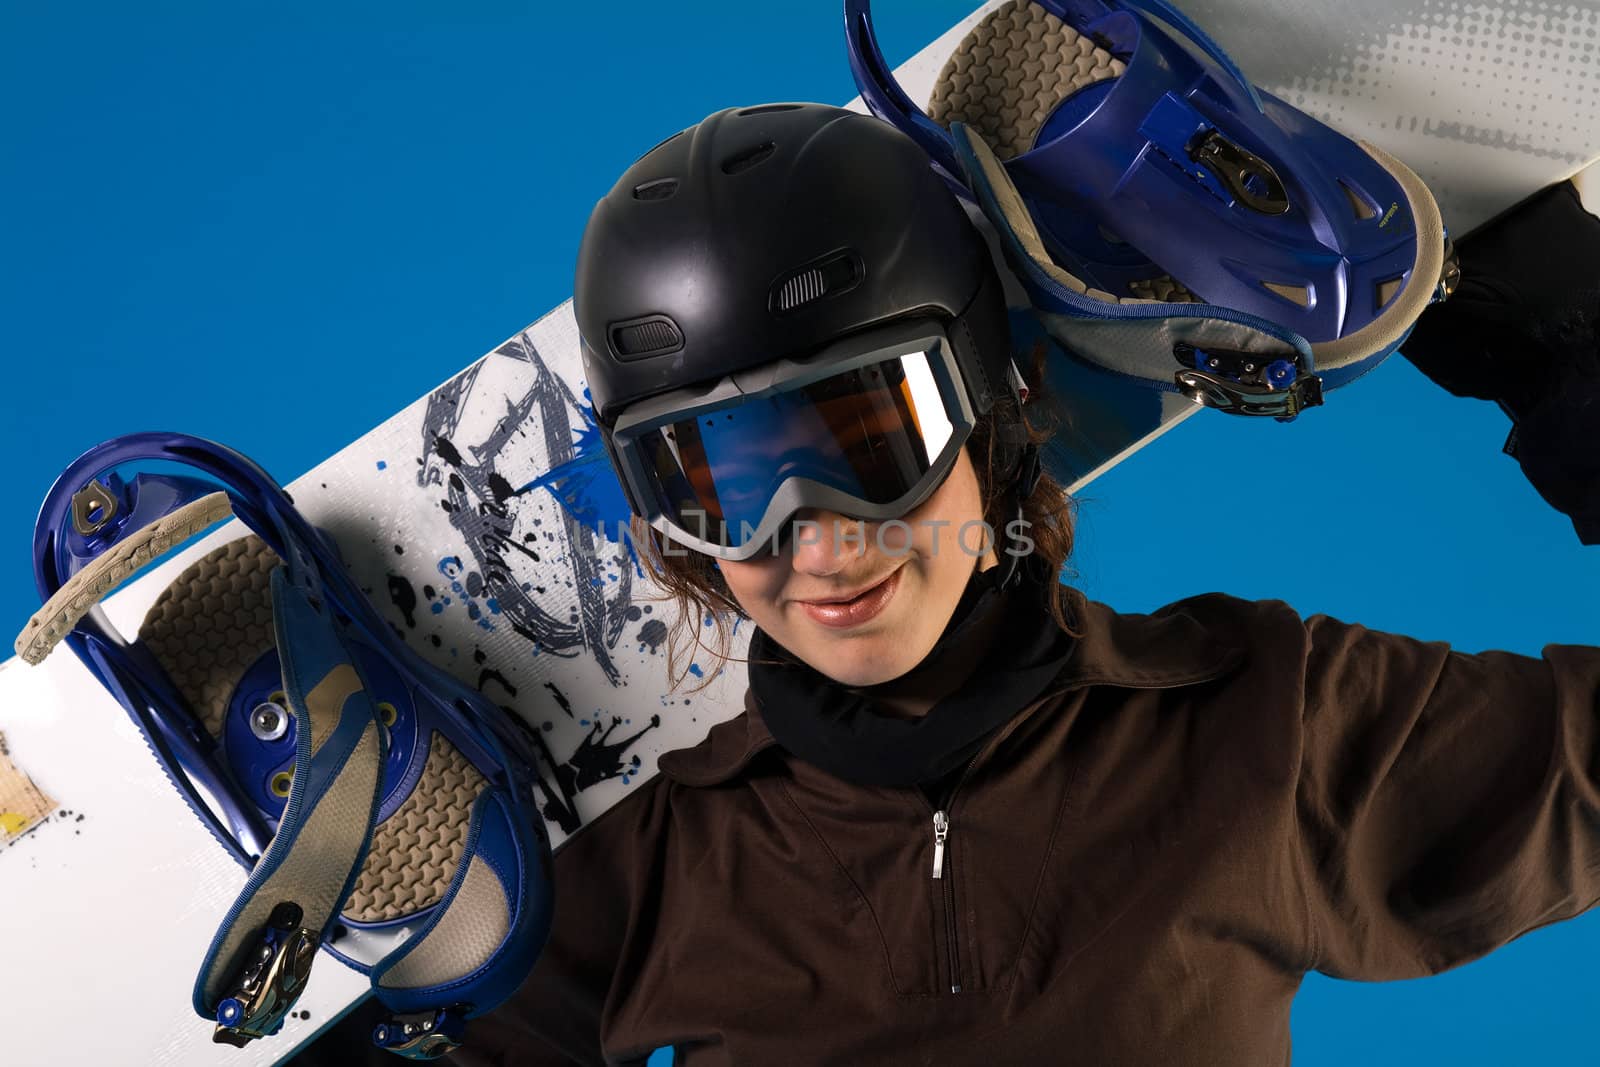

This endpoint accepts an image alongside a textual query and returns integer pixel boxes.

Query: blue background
[3,2,1595,1064]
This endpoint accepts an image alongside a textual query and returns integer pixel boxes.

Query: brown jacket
[448,590,1600,1066]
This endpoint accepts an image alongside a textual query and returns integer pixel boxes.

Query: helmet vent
[633,178,679,201]
[776,268,826,311]
[721,141,776,175]
[771,251,861,312]
[737,104,802,116]
[610,315,684,360]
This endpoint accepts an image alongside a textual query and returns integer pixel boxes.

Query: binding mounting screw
[250,702,289,742]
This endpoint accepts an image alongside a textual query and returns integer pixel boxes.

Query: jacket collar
[656,587,1247,788]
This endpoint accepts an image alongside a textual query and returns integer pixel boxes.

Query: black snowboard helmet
[575,102,1018,560]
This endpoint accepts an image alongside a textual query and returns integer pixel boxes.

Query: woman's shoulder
[1072,585,1305,630]
[1058,586,1309,687]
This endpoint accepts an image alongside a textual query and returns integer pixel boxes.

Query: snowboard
[0,2,1597,1065]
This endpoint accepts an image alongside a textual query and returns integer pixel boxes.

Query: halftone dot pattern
[1178,0,1600,231]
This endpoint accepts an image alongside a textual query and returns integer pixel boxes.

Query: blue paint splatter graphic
[518,395,635,552]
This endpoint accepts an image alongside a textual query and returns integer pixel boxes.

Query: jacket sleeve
[447,775,674,1067]
[1293,613,1600,980]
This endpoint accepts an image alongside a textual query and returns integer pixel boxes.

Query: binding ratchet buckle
[1188,130,1290,216]
[1436,236,1462,302]
[212,902,318,1048]
[1173,342,1324,420]
[372,1008,467,1060]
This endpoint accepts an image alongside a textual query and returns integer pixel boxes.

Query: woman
[314,103,1600,1065]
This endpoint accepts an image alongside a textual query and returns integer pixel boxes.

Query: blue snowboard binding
[16,432,554,1059]
[846,0,1459,417]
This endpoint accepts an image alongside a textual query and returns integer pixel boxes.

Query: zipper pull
[932,810,949,880]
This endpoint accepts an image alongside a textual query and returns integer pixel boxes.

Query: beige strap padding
[304,663,363,756]
[929,0,1126,161]
[377,851,510,991]
[139,535,279,740]
[199,712,384,1007]
[15,491,234,666]
[344,730,486,924]
[136,539,489,925]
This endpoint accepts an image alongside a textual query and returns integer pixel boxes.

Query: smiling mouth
[796,566,904,629]
[801,573,897,604]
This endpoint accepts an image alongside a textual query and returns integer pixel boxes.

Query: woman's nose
[788,508,870,577]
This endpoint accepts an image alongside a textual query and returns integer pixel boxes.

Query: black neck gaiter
[749,559,1074,788]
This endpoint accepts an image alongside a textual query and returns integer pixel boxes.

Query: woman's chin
[825,649,922,687]
[788,620,937,687]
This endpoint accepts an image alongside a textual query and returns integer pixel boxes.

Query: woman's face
[716,449,996,687]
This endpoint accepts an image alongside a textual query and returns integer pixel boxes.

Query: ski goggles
[610,318,978,561]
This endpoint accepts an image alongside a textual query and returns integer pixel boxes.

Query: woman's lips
[798,567,903,629]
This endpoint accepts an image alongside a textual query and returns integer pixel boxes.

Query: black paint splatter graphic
[637,619,668,654]
[525,711,663,835]
[475,678,667,836]
[543,681,575,719]
[393,339,669,839]
[478,668,517,700]
[387,573,418,628]
[561,716,659,793]
[417,340,633,682]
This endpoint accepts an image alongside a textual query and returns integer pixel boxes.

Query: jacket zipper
[930,808,961,993]
[926,750,982,994]
[913,683,1098,997]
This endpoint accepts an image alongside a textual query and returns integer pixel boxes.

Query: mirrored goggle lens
[631,348,957,550]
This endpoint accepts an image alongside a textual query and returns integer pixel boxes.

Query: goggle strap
[1006,359,1030,404]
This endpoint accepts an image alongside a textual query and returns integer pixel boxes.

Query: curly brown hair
[626,357,1079,691]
